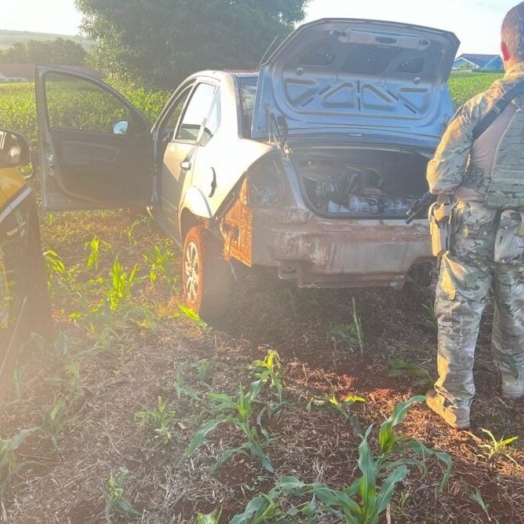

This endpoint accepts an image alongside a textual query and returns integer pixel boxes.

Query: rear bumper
[253,213,432,288]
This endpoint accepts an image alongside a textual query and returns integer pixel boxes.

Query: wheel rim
[184,241,200,305]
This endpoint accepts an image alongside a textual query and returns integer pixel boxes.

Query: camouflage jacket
[427,62,524,198]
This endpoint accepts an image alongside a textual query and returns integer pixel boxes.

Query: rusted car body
[35,19,460,318]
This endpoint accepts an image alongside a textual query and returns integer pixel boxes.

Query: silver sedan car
[35,18,459,320]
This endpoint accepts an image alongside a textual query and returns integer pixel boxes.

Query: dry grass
[0,210,523,523]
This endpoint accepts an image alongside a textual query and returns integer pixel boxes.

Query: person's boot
[426,389,470,430]
[501,375,524,400]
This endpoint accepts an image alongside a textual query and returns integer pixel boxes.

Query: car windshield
[238,76,257,138]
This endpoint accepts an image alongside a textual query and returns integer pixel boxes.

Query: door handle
[180,160,191,170]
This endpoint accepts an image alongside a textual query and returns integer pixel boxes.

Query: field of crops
[0,72,503,142]
[3,71,524,524]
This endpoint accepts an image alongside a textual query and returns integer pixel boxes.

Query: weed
[477,428,518,463]
[329,297,364,355]
[104,467,141,523]
[388,359,434,389]
[135,396,176,444]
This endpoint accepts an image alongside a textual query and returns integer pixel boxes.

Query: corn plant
[106,257,139,311]
[104,467,141,523]
[176,303,208,328]
[173,364,200,402]
[231,397,451,524]
[85,235,111,271]
[42,398,70,450]
[388,360,434,389]
[143,241,177,285]
[478,429,518,463]
[197,510,222,523]
[307,393,365,423]
[469,489,497,523]
[186,379,273,472]
[135,396,176,444]
[248,350,285,408]
[196,359,214,385]
[0,429,35,490]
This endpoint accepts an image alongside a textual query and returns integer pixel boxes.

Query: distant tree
[0,38,86,65]
[75,0,309,89]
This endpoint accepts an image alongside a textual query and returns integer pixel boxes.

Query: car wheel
[182,225,232,321]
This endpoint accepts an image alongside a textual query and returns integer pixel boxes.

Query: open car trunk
[294,148,429,219]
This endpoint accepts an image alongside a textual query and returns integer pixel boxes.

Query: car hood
[251,18,460,142]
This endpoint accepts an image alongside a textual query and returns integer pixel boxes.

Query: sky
[0,0,519,55]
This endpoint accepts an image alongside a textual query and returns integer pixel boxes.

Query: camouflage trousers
[435,200,524,408]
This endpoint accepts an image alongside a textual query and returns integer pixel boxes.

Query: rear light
[246,159,284,207]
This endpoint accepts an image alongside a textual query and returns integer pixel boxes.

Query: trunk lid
[252,18,460,143]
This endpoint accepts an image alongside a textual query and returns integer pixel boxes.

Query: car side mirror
[0,129,30,169]
[113,120,130,135]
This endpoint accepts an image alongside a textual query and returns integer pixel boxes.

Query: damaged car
[35,18,460,320]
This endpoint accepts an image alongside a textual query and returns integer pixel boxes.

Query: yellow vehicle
[0,129,52,397]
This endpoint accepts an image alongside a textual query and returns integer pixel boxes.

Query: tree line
[0,38,86,66]
[0,1,308,87]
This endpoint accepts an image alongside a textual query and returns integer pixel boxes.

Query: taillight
[246,159,284,207]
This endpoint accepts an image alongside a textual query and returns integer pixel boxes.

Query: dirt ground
[1,210,523,523]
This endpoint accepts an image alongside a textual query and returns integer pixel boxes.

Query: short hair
[502,2,524,62]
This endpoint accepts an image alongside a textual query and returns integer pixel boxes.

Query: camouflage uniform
[427,62,524,414]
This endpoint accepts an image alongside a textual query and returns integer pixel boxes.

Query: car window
[199,90,220,147]
[239,77,257,138]
[163,86,193,143]
[175,83,216,142]
[44,72,136,134]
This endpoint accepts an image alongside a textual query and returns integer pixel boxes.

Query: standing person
[425,1,524,429]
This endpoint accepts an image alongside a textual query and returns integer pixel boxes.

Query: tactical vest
[485,103,524,209]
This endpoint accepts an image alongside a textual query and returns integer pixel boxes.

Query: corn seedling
[307,393,365,424]
[135,396,176,443]
[173,364,200,402]
[477,428,518,463]
[186,379,273,472]
[42,398,70,451]
[85,235,111,271]
[231,397,451,524]
[469,489,497,523]
[176,303,208,328]
[0,429,35,490]
[144,241,177,285]
[388,360,435,389]
[106,257,139,311]
[248,350,285,408]
[197,510,222,523]
[421,302,438,333]
[104,467,141,523]
[196,359,214,385]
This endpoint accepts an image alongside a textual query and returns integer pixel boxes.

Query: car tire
[182,225,232,321]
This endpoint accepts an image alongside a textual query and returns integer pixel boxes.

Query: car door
[156,81,218,239]
[35,66,154,211]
